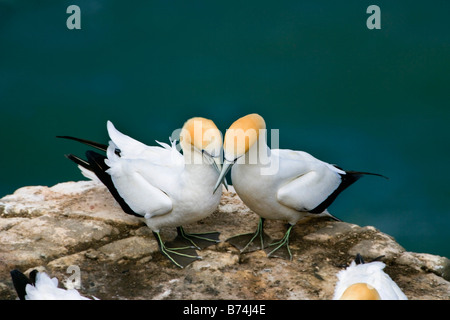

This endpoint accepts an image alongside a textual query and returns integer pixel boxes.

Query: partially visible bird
[10,269,95,300]
[214,113,386,260]
[58,117,224,268]
[333,254,408,300]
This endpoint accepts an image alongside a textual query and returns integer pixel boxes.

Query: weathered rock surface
[0,181,449,300]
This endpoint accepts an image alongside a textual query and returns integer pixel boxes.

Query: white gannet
[213,113,386,260]
[10,269,95,300]
[333,254,408,300]
[58,117,224,268]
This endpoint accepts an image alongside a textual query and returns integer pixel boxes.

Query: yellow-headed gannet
[214,113,386,260]
[58,117,224,268]
[333,254,407,300]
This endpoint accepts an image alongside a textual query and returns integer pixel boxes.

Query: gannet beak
[202,151,229,191]
[213,159,234,194]
[211,157,229,191]
[212,156,222,172]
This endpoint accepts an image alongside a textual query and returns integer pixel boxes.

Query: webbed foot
[165,226,220,250]
[226,218,272,253]
[264,224,294,260]
[153,231,201,268]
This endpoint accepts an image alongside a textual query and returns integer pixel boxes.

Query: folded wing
[60,121,185,219]
[275,149,345,213]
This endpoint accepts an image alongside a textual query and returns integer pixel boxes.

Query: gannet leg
[152,231,201,268]
[264,224,294,260]
[226,218,272,253]
[167,226,220,250]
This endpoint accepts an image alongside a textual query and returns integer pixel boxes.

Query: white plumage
[214,113,385,260]
[25,272,93,300]
[333,259,408,300]
[11,270,95,300]
[103,119,222,232]
[230,148,345,225]
[60,117,224,268]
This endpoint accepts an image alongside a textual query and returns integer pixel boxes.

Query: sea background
[1,1,449,258]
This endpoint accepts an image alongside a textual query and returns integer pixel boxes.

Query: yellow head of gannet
[180,117,223,159]
[180,117,225,184]
[223,113,266,161]
[339,283,381,300]
[213,113,265,192]
[333,255,408,300]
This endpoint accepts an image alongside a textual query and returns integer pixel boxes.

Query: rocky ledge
[0,181,449,300]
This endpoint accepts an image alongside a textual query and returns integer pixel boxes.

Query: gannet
[333,254,408,300]
[213,113,386,260]
[58,117,224,268]
[10,269,95,300]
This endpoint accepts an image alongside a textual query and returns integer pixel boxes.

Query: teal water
[1,1,449,258]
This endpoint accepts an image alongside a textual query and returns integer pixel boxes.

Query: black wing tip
[10,269,25,281]
[346,170,389,180]
[84,151,142,218]
[328,213,342,222]
[64,153,92,172]
[85,150,109,169]
[29,269,38,284]
[10,269,33,300]
[309,169,387,214]
[57,135,108,151]
[61,143,141,220]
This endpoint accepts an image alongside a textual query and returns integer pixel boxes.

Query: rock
[0,180,449,300]
[97,236,158,261]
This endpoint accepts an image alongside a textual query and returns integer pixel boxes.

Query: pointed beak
[211,156,229,191]
[202,151,229,192]
[212,156,222,172]
[213,159,234,194]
